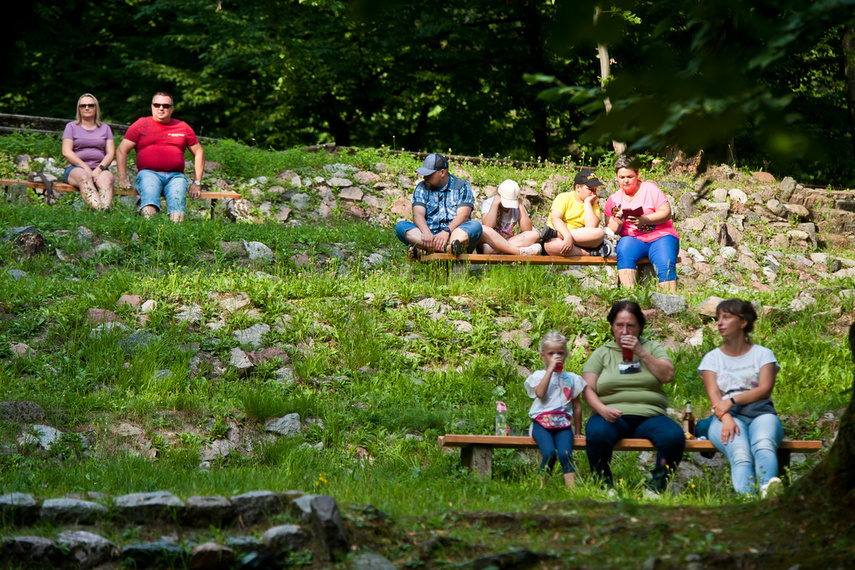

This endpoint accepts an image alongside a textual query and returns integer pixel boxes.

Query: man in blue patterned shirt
[395,153,482,258]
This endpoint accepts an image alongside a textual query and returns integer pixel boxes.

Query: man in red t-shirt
[117,92,205,223]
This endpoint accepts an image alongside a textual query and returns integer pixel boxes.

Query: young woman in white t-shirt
[524,331,586,487]
[698,299,784,497]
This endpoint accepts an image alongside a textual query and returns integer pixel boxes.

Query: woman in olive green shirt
[582,301,685,493]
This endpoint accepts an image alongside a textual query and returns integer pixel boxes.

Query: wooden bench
[420,253,621,265]
[418,253,683,265]
[0,178,241,218]
[438,434,823,479]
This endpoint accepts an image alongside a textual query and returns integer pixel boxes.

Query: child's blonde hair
[539,330,567,352]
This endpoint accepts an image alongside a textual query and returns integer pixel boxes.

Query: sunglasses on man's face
[152,103,173,109]
[79,103,96,108]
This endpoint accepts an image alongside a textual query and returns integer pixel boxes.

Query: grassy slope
[1,136,854,567]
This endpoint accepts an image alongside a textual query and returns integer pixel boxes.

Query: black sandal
[447,239,463,256]
[407,244,420,260]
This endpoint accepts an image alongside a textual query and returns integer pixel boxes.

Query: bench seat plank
[418,253,681,266]
[421,253,619,265]
[439,434,822,452]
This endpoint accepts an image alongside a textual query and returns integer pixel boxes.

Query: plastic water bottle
[495,401,509,436]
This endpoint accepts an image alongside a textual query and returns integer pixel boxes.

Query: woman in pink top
[604,156,680,291]
[61,93,115,210]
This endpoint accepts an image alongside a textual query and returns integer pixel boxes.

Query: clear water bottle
[495,401,509,436]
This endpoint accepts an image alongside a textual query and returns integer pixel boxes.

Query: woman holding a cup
[581,301,685,494]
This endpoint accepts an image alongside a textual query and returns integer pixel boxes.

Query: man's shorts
[135,170,188,214]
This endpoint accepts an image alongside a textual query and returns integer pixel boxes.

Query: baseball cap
[496,179,520,209]
[416,153,449,176]
[574,169,603,188]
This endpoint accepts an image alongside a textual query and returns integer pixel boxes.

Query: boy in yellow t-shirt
[540,169,611,257]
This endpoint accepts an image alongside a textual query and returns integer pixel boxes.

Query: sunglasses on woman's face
[79,103,96,108]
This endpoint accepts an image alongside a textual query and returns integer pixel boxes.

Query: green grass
[1,133,854,566]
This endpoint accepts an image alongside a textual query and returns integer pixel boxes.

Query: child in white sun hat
[479,179,542,255]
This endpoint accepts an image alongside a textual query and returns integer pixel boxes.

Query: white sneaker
[519,243,542,256]
[760,476,782,498]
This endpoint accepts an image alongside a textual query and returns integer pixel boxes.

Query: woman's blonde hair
[75,93,101,127]
[539,330,567,352]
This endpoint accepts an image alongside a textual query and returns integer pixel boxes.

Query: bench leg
[210,199,216,219]
[460,445,492,477]
[777,449,791,485]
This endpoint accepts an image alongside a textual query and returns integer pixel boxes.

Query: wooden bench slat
[419,253,681,266]
[438,434,822,452]
[421,253,619,265]
[0,178,241,200]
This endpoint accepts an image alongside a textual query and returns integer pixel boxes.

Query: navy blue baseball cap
[416,153,449,176]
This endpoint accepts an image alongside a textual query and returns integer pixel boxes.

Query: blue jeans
[586,414,685,492]
[530,422,575,474]
[136,170,188,214]
[708,413,784,494]
[395,220,482,252]
[616,235,679,283]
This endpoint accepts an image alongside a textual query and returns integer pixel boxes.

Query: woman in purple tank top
[61,93,115,210]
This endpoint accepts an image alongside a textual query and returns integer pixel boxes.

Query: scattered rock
[650,293,686,315]
[229,348,253,372]
[114,491,185,523]
[697,296,724,317]
[40,499,108,524]
[0,401,46,423]
[0,536,61,568]
[121,542,187,568]
[233,323,271,348]
[264,413,302,436]
[119,330,157,354]
[305,495,349,561]
[117,294,142,307]
[175,304,204,323]
[231,491,282,525]
[243,240,275,261]
[350,552,397,570]
[86,308,119,324]
[184,496,234,526]
[291,193,309,210]
[247,346,289,364]
[77,226,94,242]
[262,524,309,553]
[57,530,119,568]
[9,342,33,358]
[190,542,235,570]
[28,424,62,450]
[0,493,38,525]
[94,241,121,254]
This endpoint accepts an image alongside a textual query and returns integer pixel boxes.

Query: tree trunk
[594,5,626,156]
[522,0,550,160]
[790,322,855,501]
[843,24,855,159]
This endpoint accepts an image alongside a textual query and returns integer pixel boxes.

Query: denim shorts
[62,165,80,183]
[395,219,483,252]
[135,170,188,214]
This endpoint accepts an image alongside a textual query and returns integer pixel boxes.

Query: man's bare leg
[141,205,158,218]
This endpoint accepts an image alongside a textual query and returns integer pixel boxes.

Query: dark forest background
[2,0,855,184]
